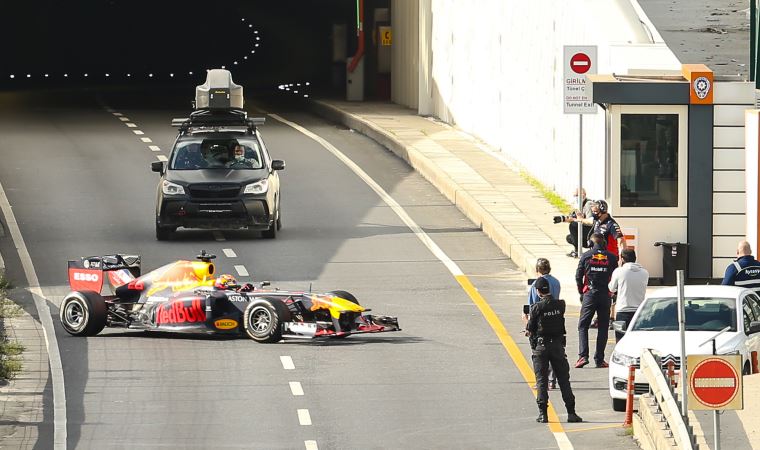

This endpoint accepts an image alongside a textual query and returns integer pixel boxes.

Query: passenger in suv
[152,112,284,240]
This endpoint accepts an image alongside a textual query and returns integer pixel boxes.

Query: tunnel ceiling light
[26,74,31,78]
[221,65,226,69]
[296,83,301,86]
[170,73,174,77]
[149,73,153,77]
[105,73,110,77]
[255,44,259,47]
[189,71,193,75]
[127,73,131,77]
[44,73,49,78]
[251,50,255,54]
[243,56,248,60]
[294,90,298,94]
[254,30,258,34]
[249,24,252,28]
[84,73,88,77]
[241,18,245,21]
[305,82,310,86]
[304,94,309,98]
[256,36,261,41]
[63,73,68,77]
[9,74,14,79]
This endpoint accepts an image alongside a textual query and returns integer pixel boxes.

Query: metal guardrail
[640,349,696,450]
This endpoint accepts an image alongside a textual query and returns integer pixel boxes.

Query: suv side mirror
[749,321,760,334]
[612,321,628,335]
[151,161,164,174]
[271,160,285,171]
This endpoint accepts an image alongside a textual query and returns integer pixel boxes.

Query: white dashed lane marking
[305,441,318,450]
[126,123,137,128]
[133,130,144,135]
[289,382,304,396]
[234,265,249,277]
[280,356,295,370]
[156,155,168,162]
[149,145,161,152]
[141,137,152,143]
[212,231,225,241]
[297,409,312,426]
[118,117,130,122]
[222,248,237,258]
[112,112,122,116]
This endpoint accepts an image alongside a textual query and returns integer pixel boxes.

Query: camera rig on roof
[171,69,265,133]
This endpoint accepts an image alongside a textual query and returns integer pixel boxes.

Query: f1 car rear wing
[68,254,141,293]
[171,109,265,134]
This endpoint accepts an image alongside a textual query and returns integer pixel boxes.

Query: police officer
[722,240,760,292]
[525,277,583,424]
[575,233,618,368]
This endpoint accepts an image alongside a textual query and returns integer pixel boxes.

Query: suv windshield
[170,137,264,170]
[631,297,737,332]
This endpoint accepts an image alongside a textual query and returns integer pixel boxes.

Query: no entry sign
[687,355,743,410]
[563,45,597,114]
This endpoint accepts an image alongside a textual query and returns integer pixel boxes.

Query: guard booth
[588,65,754,283]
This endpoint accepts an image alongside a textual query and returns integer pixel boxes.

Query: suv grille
[189,184,241,199]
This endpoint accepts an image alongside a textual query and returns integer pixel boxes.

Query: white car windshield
[631,297,737,332]
[171,138,264,170]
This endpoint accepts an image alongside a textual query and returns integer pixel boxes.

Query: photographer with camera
[553,188,593,258]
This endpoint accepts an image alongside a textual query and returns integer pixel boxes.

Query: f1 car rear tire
[60,290,107,336]
[244,298,291,343]
[327,290,359,305]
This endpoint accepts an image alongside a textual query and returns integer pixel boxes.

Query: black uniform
[575,244,618,365]
[526,294,577,419]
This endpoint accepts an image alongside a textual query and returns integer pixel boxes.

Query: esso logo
[74,272,100,282]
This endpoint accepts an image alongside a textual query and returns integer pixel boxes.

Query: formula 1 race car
[60,251,400,342]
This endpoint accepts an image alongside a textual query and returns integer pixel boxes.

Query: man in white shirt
[608,249,649,342]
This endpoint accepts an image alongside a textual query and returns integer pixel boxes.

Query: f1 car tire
[60,290,107,336]
[327,290,359,305]
[244,298,290,343]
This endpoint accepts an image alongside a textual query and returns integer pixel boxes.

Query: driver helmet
[214,274,237,290]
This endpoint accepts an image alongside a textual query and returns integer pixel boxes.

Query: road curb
[311,100,552,290]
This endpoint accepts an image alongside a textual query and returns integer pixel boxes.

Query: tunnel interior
[1,0,391,99]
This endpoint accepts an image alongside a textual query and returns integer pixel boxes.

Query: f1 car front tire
[244,299,291,343]
[60,291,107,336]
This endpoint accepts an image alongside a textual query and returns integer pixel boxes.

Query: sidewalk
[312,100,583,304]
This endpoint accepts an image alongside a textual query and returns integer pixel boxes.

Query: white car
[608,285,760,411]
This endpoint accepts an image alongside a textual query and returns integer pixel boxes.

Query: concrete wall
[392,0,681,202]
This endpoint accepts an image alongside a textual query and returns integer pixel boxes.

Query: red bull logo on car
[156,300,206,324]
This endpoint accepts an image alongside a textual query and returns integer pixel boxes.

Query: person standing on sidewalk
[563,189,594,258]
[575,233,618,368]
[608,249,649,342]
[525,258,560,389]
[721,241,760,292]
[525,277,583,424]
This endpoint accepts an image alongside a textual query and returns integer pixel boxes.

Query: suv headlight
[611,351,638,367]
[162,180,185,195]
[243,179,268,194]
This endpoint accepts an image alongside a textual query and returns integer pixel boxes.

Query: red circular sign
[570,53,592,74]
[690,358,740,408]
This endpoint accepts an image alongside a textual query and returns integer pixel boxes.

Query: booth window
[620,114,679,207]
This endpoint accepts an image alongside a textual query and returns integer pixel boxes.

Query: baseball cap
[535,277,551,295]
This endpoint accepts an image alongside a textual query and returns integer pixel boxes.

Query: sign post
[563,45,597,257]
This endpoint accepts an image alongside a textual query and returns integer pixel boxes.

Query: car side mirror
[749,321,760,334]
[151,161,164,174]
[271,160,285,171]
[612,320,628,335]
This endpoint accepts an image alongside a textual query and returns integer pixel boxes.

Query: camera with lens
[552,211,577,224]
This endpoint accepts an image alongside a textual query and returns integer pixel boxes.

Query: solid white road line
[0,179,67,449]
[126,123,137,128]
[222,248,237,258]
[149,145,161,152]
[234,265,249,277]
[156,155,168,162]
[304,441,319,450]
[280,356,295,370]
[297,409,312,426]
[270,113,575,450]
[133,130,144,135]
[289,382,304,396]
[212,231,225,241]
[141,137,152,143]
[119,117,129,122]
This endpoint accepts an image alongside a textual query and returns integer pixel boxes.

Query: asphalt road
[0,88,637,449]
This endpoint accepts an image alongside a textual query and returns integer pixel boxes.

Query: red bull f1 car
[60,251,400,343]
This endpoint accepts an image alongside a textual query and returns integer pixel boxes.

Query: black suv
[152,109,284,240]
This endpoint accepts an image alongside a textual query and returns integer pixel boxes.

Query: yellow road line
[456,275,566,434]
[564,423,623,433]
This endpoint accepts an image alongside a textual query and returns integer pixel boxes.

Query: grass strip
[0,277,24,381]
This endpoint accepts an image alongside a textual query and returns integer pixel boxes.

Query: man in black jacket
[575,233,618,368]
[526,277,583,424]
